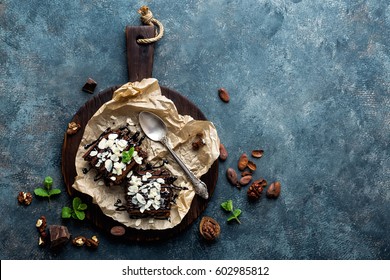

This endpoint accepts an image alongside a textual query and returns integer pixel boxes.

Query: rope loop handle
[137,6,164,44]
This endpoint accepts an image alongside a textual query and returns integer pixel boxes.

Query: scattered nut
[251,150,264,158]
[266,181,281,198]
[36,219,43,228]
[110,226,126,236]
[36,216,47,246]
[86,236,99,249]
[199,216,221,241]
[253,178,267,188]
[72,236,87,247]
[239,175,252,186]
[36,216,47,231]
[226,168,238,187]
[38,237,45,246]
[192,140,205,150]
[218,88,230,103]
[241,171,252,177]
[247,178,267,201]
[192,133,206,151]
[17,191,32,205]
[67,122,81,135]
[238,153,248,171]
[247,160,257,171]
[219,143,228,161]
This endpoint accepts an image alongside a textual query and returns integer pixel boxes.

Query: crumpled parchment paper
[72,78,220,230]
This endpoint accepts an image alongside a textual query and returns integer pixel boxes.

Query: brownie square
[125,167,179,219]
[83,127,147,186]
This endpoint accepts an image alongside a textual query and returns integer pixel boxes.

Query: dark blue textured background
[1,0,389,259]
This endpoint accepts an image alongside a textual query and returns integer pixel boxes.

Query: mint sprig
[122,147,135,163]
[61,197,88,220]
[221,199,242,224]
[34,176,61,201]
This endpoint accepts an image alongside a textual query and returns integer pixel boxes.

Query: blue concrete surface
[1,0,389,259]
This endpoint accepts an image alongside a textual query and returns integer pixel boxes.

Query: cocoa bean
[218,88,230,103]
[226,168,238,186]
[251,150,264,158]
[247,160,257,171]
[239,175,252,186]
[238,153,248,171]
[219,143,228,161]
[266,181,281,198]
[110,226,126,236]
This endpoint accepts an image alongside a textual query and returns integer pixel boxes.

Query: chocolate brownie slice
[125,165,180,219]
[83,127,147,186]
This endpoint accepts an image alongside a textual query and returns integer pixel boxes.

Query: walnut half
[199,216,220,241]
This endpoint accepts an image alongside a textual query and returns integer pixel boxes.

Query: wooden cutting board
[61,26,218,241]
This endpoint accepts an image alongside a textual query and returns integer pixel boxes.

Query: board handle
[126,26,155,82]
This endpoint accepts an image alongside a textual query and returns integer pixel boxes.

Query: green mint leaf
[48,189,61,196]
[44,176,53,190]
[227,214,236,222]
[74,209,85,220]
[77,203,87,211]
[34,188,49,197]
[227,212,241,224]
[233,208,242,218]
[61,207,73,218]
[72,197,82,210]
[71,212,78,219]
[121,147,135,163]
[221,200,233,212]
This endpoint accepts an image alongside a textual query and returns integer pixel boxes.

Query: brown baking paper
[72,78,220,230]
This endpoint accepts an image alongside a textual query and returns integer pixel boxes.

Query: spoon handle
[161,137,209,199]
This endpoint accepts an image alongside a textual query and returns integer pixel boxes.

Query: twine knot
[137,6,164,44]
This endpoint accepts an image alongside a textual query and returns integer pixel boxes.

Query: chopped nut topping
[38,237,45,246]
[72,236,87,247]
[192,132,206,151]
[17,191,33,205]
[36,216,48,246]
[36,219,43,228]
[67,122,81,135]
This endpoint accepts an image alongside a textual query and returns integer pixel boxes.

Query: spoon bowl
[138,111,167,142]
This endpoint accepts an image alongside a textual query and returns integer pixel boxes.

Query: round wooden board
[61,85,219,241]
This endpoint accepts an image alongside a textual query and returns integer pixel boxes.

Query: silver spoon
[138,111,209,199]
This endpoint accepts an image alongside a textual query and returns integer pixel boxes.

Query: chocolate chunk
[49,225,70,250]
[82,78,97,94]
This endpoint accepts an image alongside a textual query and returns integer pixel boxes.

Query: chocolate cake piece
[125,165,180,219]
[83,127,147,186]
